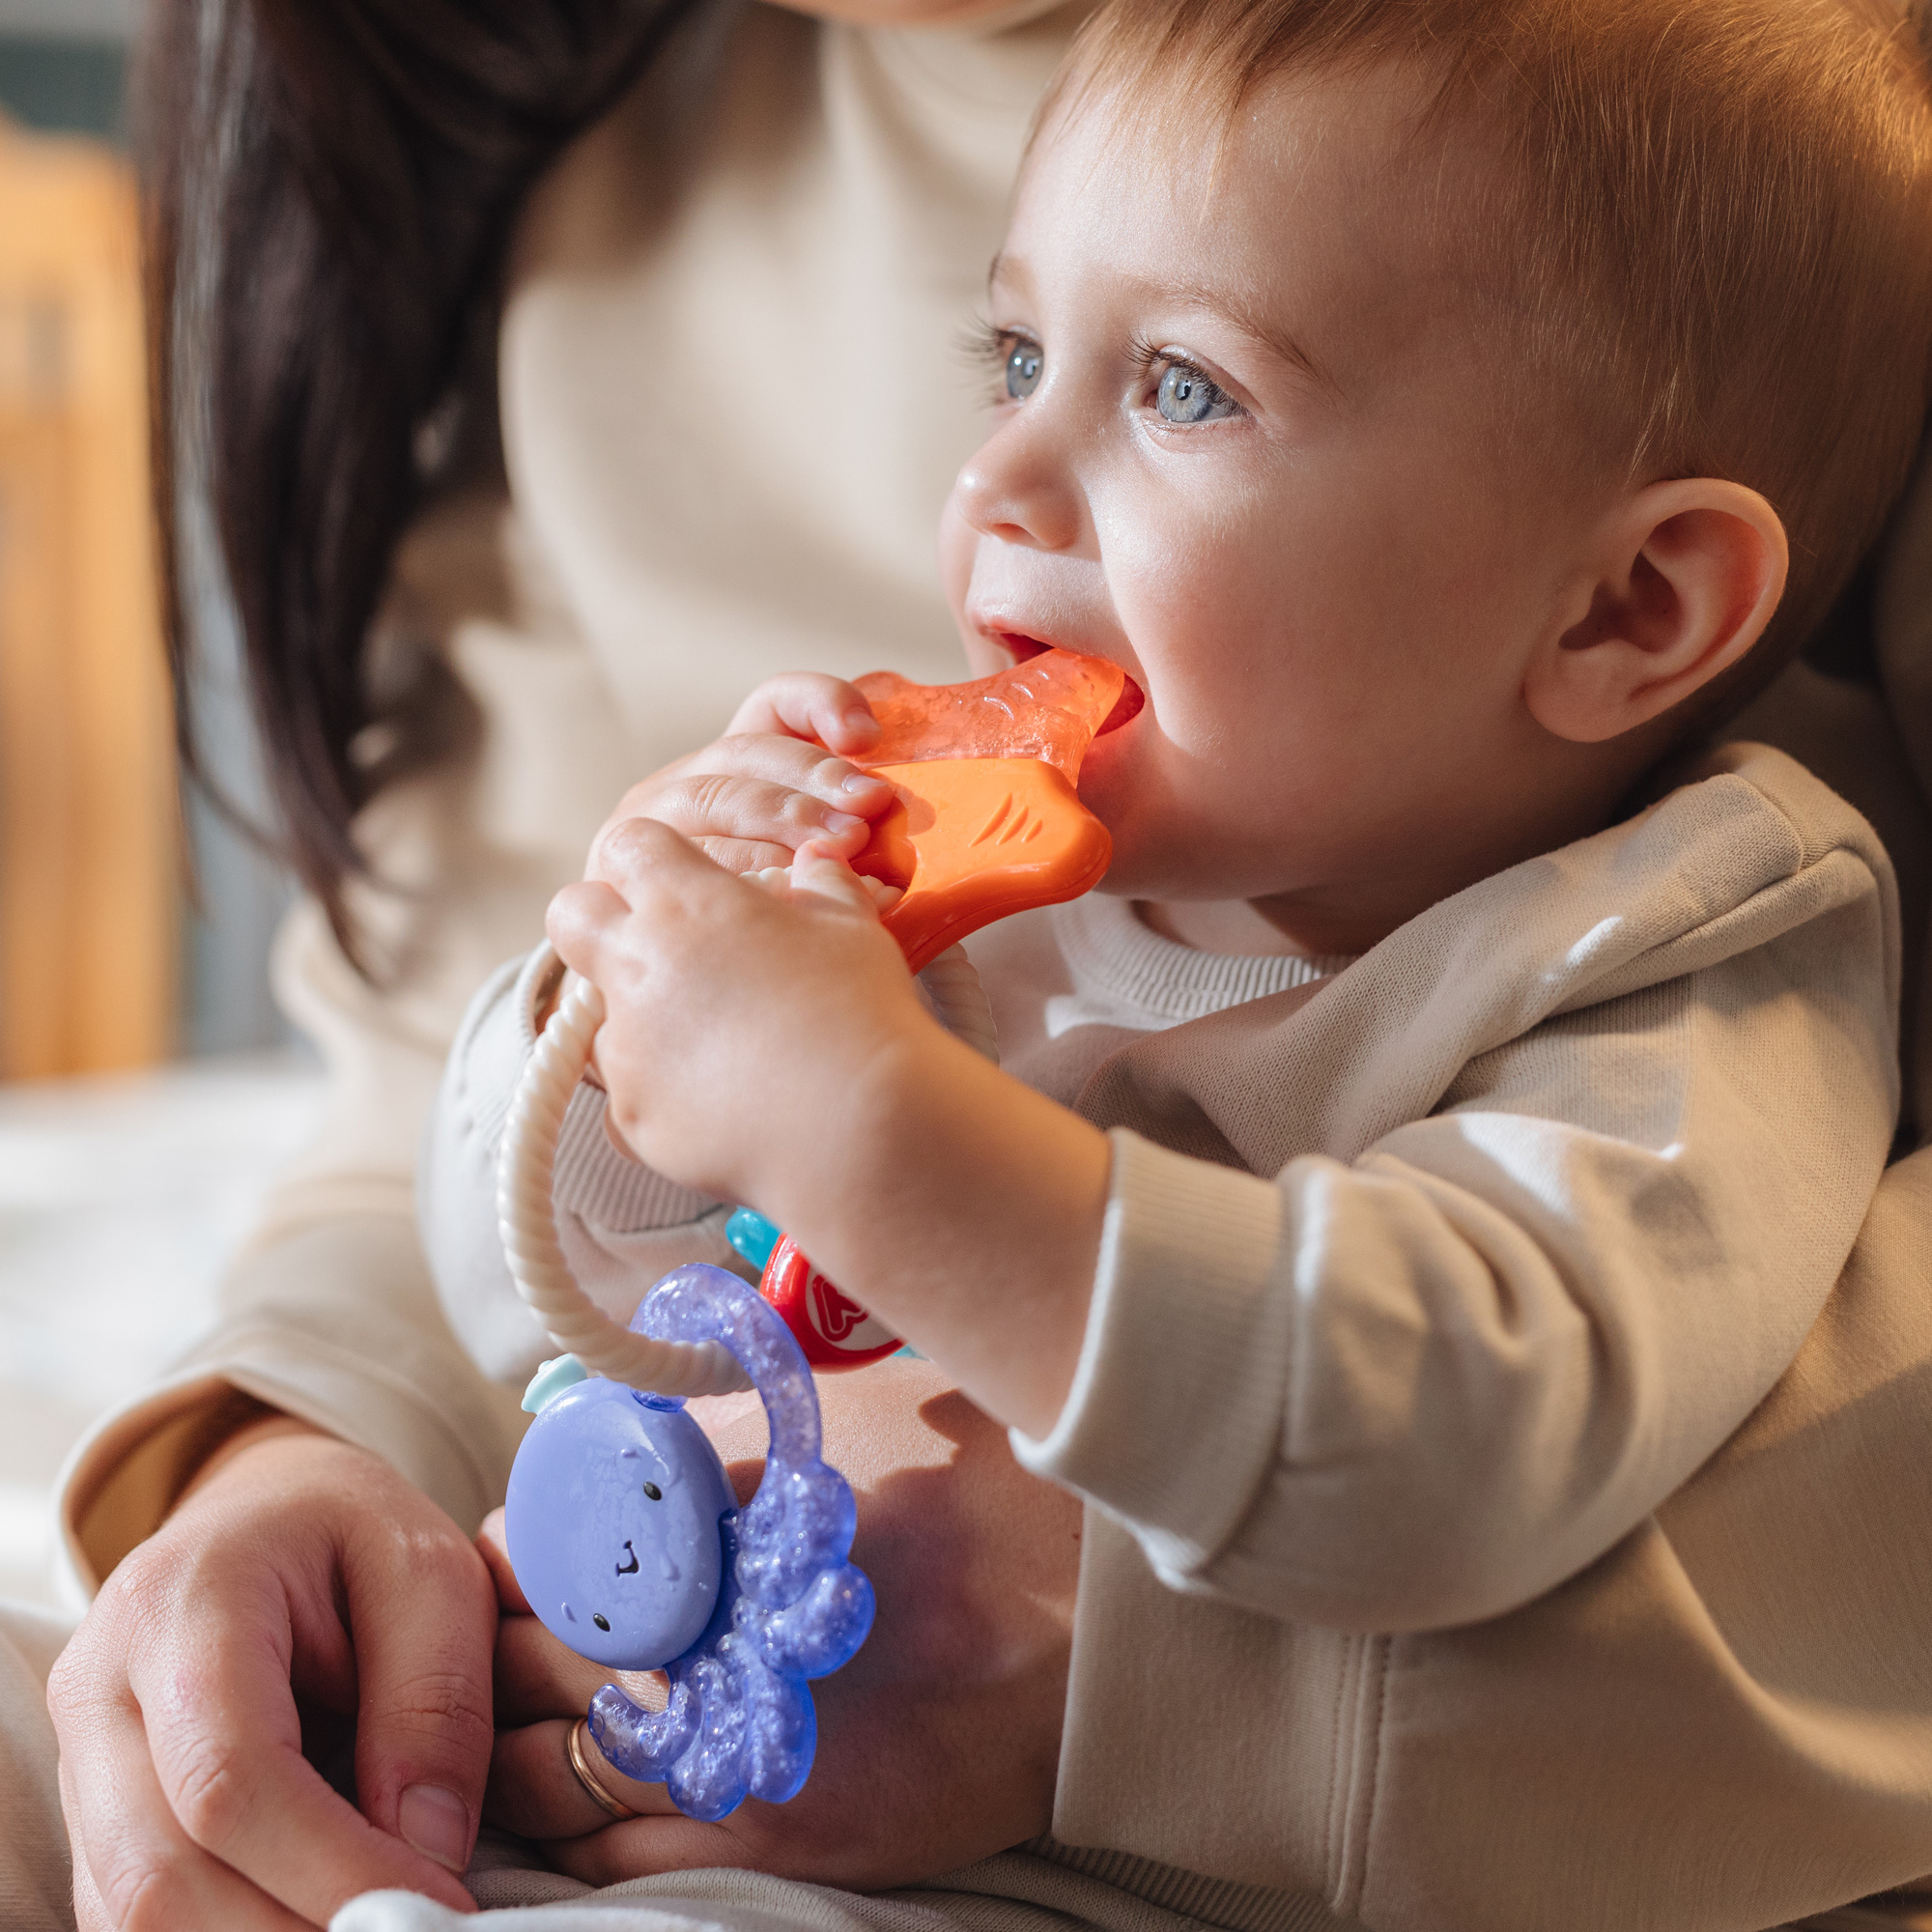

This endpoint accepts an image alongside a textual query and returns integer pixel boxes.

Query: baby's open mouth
[999,632,1146,735]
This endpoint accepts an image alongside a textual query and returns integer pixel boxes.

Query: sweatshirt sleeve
[56,895,538,1598]
[54,493,655,1597]
[1013,864,1899,1634]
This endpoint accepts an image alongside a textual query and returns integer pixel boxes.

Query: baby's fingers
[553,824,748,976]
[619,770,875,874]
[790,842,888,920]
[727,671,880,755]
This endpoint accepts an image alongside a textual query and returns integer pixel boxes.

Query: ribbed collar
[1052,895,1354,1031]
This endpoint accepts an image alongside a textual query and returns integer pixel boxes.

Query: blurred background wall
[0,0,317,1607]
[0,0,292,1071]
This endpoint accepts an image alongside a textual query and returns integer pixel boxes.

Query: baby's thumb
[790,842,882,917]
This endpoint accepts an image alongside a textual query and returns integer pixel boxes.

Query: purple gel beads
[503,1264,875,1820]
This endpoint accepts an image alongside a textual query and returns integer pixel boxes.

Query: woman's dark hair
[141,0,695,964]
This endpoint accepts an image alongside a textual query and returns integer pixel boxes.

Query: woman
[30,1,1106,1925]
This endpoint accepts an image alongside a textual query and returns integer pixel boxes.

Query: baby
[426,0,1927,1886]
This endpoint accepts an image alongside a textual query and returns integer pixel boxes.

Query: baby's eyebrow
[986,249,1027,298]
[1139,274,1334,393]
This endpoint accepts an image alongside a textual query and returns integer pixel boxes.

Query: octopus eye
[641,1482,662,1501]
[592,1613,611,1633]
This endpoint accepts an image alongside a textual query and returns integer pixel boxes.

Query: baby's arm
[551,827,1109,1435]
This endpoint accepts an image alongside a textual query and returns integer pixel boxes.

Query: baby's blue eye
[1156,363,1236,424]
[1006,341,1042,400]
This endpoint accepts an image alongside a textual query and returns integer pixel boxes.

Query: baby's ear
[1525,478,1788,743]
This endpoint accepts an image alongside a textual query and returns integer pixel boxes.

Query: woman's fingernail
[824,810,867,836]
[840,771,884,796]
[399,1783,471,1871]
[841,706,880,736]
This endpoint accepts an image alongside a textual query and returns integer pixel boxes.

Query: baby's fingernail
[824,810,867,836]
[399,1783,471,1872]
[840,771,885,796]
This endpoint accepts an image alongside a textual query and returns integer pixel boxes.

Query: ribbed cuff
[1011,1129,1290,1579]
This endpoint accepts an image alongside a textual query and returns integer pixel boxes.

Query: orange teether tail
[847,651,1125,973]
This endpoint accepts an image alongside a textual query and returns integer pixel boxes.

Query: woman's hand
[479,1358,1080,1889]
[49,1428,497,1929]
[585,671,895,881]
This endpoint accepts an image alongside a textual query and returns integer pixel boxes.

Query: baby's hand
[587,672,895,881]
[550,830,936,1214]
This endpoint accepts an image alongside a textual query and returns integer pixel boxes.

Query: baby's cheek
[937,497,998,671]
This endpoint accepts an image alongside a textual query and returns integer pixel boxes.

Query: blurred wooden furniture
[0,112,174,1077]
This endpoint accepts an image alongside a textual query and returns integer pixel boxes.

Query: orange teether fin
[845,649,1125,970]
[853,758,1112,974]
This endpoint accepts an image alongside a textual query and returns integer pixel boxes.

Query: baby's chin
[1078,751,1293,906]
[1076,731,1168,890]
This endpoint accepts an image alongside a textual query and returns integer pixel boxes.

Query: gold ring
[566,1717,639,1822]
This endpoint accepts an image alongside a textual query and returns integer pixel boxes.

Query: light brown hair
[1042,0,1932,721]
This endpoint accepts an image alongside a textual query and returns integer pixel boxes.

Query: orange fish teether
[847,651,1126,972]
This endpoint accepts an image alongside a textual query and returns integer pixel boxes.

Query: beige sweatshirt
[50,4,1932,1926]
[429,744,1899,1636]
[414,739,1923,1930]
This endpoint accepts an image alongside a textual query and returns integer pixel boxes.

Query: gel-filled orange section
[855,653,1125,781]
[853,758,1113,974]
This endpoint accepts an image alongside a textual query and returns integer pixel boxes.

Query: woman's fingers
[485,1719,680,1840]
[341,1508,497,1881]
[55,1679,317,1932]
[474,1508,529,1615]
[725,671,881,754]
[490,1602,675,1741]
[546,1811,755,1888]
[118,1572,478,1921]
[50,1433,492,1929]
[491,1613,611,1726]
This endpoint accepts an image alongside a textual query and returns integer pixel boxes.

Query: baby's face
[941,66,1617,947]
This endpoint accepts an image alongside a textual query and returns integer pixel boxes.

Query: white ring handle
[497,957,751,1396]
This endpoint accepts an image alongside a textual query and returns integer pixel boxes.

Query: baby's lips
[1096,673,1146,736]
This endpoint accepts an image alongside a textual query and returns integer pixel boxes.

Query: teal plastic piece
[724,1207,781,1273]
[522,1353,590,1413]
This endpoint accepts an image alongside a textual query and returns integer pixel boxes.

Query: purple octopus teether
[504,1264,875,1821]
